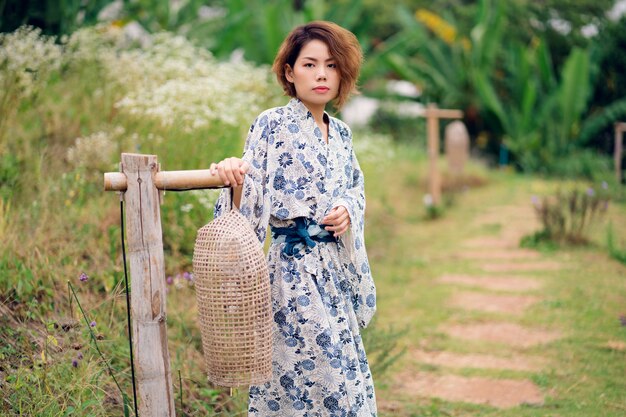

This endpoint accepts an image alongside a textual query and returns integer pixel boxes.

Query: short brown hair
[272,21,363,109]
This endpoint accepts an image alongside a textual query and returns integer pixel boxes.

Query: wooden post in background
[422,104,463,206]
[121,153,175,417]
[615,122,625,183]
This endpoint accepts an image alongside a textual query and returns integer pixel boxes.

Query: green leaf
[122,394,130,417]
[536,38,556,90]
[474,71,509,133]
[381,53,422,85]
[558,48,591,145]
[579,97,626,144]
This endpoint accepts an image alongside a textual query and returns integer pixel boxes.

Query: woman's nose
[316,69,327,80]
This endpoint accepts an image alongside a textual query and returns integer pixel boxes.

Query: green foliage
[372,0,621,178]
[0,255,54,320]
[197,0,381,66]
[0,0,111,35]
[546,149,613,181]
[369,105,425,144]
[479,43,594,173]
[423,202,444,220]
[0,26,282,415]
[579,97,626,146]
[0,152,20,201]
[122,0,207,32]
[579,17,626,150]
[361,320,407,377]
[370,0,505,109]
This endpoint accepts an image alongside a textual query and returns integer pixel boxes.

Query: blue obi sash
[271,217,336,258]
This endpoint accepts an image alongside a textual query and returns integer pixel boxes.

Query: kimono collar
[288,98,330,124]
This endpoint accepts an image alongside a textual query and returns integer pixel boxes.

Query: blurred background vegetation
[1,0,625,415]
[2,0,625,175]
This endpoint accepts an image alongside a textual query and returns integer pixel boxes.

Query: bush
[523,184,610,246]
[369,104,426,144]
[0,24,284,416]
[361,320,407,378]
[546,149,613,181]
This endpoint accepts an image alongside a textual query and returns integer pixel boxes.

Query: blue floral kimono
[214,98,377,416]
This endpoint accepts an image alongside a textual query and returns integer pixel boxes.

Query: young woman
[210,21,377,416]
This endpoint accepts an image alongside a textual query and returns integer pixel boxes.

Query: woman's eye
[304,63,314,68]
[328,64,337,68]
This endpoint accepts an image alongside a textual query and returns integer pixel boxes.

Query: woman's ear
[284,64,294,83]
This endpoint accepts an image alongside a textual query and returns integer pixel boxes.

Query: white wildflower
[352,130,396,165]
[190,189,219,212]
[67,130,119,171]
[0,26,63,100]
[198,6,226,21]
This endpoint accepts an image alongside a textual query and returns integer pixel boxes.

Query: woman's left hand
[322,206,351,237]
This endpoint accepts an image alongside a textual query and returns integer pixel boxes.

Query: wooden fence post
[105,153,223,416]
[421,104,463,206]
[121,153,175,417]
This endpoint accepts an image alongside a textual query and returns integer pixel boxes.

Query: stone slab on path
[462,237,517,249]
[438,274,544,292]
[473,216,537,228]
[482,261,562,272]
[410,349,546,372]
[454,249,541,260]
[398,372,544,408]
[443,322,562,348]
[448,291,539,315]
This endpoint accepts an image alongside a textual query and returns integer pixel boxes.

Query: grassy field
[364,150,626,417]
[2,135,625,416]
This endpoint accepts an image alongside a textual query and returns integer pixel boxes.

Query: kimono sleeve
[332,140,376,329]
[213,115,271,245]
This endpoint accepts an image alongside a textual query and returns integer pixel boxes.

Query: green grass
[2,116,625,415]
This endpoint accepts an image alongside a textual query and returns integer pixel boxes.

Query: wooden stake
[121,153,176,417]
[422,104,463,206]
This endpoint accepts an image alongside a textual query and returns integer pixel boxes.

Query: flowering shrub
[528,183,610,245]
[0,26,63,144]
[352,130,395,164]
[66,127,127,172]
[64,27,283,133]
[0,26,63,98]
[54,24,285,181]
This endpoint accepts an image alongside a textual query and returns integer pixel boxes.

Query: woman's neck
[310,109,326,126]
[300,100,327,126]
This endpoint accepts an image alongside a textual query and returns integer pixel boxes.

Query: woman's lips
[313,86,329,92]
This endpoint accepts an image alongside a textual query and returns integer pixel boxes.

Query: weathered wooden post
[420,104,463,205]
[104,153,223,416]
[615,122,625,183]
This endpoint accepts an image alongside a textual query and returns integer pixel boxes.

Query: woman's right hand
[209,157,250,187]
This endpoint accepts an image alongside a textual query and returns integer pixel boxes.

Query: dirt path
[392,204,563,409]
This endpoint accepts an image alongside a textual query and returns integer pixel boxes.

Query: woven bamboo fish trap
[192,209,272,387]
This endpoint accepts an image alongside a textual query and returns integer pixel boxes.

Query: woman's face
[285,39,340,114]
